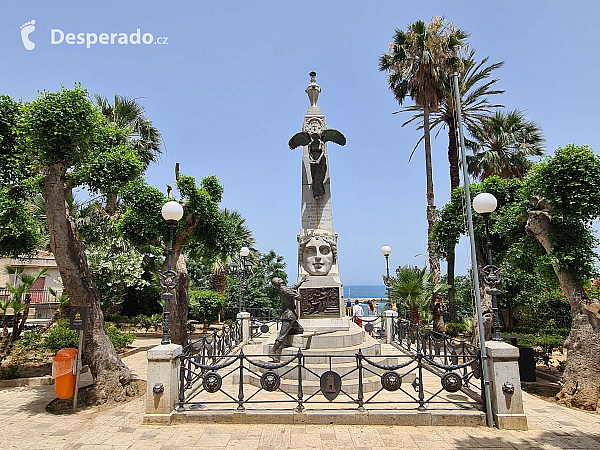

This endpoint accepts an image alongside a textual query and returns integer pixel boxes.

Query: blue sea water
[344,285,387,299]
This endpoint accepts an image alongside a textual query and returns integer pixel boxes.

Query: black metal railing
[0,288,63,304]
[223,306,282,321]
[392,319,484,401]
[179,321,242,403]
[176,347,484,412]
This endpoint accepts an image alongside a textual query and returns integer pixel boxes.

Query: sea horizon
[343,284,387,299]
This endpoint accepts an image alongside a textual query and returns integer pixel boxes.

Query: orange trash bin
[52,348,78,399]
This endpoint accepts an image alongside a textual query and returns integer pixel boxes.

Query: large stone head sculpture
[298,229,337,276]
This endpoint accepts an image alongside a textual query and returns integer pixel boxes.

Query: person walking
[352,299,364,327]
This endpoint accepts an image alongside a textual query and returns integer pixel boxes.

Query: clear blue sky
[2,1,599,284]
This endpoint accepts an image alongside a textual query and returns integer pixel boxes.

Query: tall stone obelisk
[289,72,345,319]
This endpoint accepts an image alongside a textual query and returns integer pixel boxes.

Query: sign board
[69,306,89,331]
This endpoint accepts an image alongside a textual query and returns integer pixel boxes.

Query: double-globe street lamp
[229,246,252,313]
[159,201,184,345]
[381,245,393,309]
[472,192,502,341]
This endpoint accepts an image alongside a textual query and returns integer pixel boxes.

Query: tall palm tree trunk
[410,308,420,325]
[424,105,441,285]
[446,119,460,322]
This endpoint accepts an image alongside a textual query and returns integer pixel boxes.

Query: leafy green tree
[401,51,504,320]
[94,94,162,213]
[225,250,287,310]
[467,110,545,180]
[189,290,225,326]
[379,17,469,285]
[119,171,226,345]
[3,85,143,399]
[0,95,40,256]
[524,144,600,411]
[209,209,256,296]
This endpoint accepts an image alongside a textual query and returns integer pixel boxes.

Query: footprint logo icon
[20,20,36,50]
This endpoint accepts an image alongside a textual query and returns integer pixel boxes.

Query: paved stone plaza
[0,336,599,450]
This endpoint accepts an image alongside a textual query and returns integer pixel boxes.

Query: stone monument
[288,72,346,322]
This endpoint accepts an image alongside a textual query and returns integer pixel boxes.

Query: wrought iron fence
[0,288,62,304]
[392,319,484,402]
[179,321,242,402]
[223,306,282,321]
[177,347,484,412]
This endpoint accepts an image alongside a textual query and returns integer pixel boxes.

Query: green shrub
[189,290,225,324]
[149,314,162,331]
[107,326,136,350]
[444,322,468,337]
[43,324,78,350]
[13,329,45,350]
[105,314,131,324]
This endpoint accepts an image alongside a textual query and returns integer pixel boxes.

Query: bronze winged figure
[288,129,346,199]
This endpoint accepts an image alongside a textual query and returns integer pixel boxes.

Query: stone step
[249,357,402,381]
[262,342,382,364]
[282,328,366,349]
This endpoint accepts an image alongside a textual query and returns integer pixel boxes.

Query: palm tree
[379,17,469,285]
[466,110,545,180]
[2,267,48,348]
[400,51,504,321]
[95,94,162,213]
[391,266,428,324]
[391,265,450,325]
[211,209,256,296]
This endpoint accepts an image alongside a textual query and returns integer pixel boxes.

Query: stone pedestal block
[384,310,398,344]
[485,341,528,430]
[144,343,182,424]
[237,311,251,344]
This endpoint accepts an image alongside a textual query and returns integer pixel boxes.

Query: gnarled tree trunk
[526,209,600,411]
[43,164,133,401]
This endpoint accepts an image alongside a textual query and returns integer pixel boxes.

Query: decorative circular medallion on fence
[381,371,402,391]
[364,323,374,333]
[203,372,222,393]
[260,371,280,392]
[260,324,270,333]
[441,372,462,393]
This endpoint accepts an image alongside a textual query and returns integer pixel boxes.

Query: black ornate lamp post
[231,247,252,313]
[159,200,184,345]
[473,192,502,341]
[381,245,393,309]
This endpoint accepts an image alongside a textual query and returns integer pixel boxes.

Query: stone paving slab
[0,336,599,449]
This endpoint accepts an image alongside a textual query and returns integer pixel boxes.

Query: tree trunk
[43,164,133,401]
[526,209,600,411]
[446,120,460,322]
[424,105,444,332]
[410,308,420,325]
[424,105,441,285]
[12,295,31,342]
[212,272,227,296]
[473,236,493,345]
[105,192,118,215]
